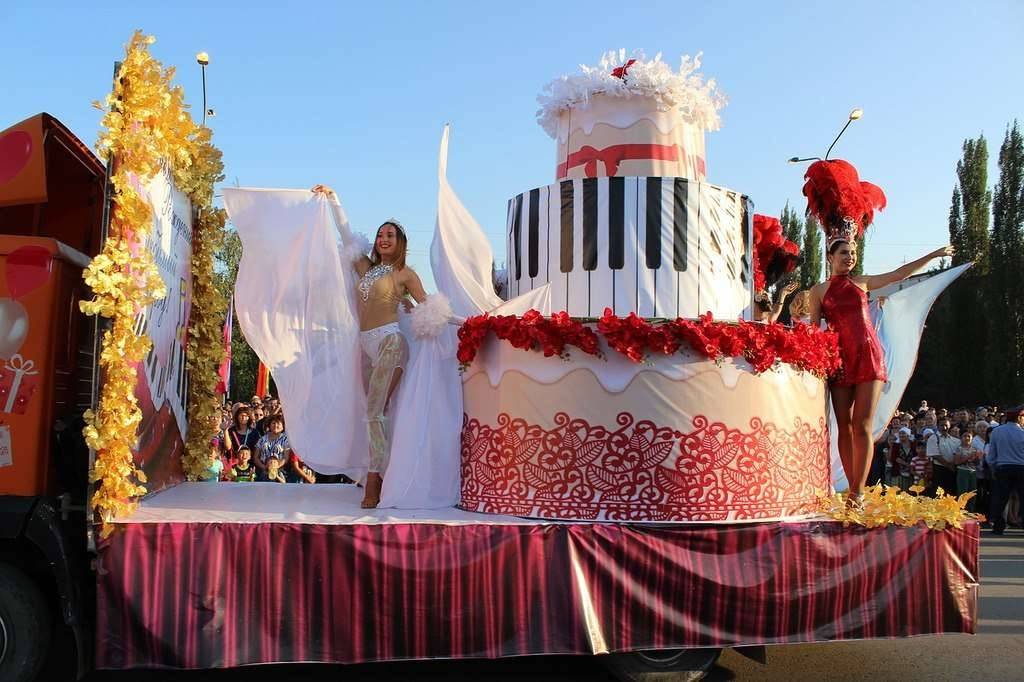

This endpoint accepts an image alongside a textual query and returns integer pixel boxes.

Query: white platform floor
[118,481,546,526]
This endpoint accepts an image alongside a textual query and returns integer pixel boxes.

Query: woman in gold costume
[312,184,428,508]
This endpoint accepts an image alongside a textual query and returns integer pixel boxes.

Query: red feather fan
[802,159,887,246]
[753,214,802,293]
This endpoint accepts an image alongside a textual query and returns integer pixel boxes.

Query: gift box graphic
[0,354,39,415]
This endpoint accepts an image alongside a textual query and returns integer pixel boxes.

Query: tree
[852,233,866,276]
[214,228,261,401]
[988,121,1024,402]
[946,134,991,405]
[780,202,802,247]
[948,186,963,257]
[800,215,823,289]
[904,291,955,407]
[953,136,992,272]
[909,134,993,407]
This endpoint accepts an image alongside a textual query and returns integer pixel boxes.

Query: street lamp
[196,52,210,126]
[824,107,863,160]
[787,108,864,164]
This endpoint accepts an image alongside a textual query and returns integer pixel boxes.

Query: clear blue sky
[3,1,1022,287]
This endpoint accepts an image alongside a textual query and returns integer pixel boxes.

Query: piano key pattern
[506,177,753,320]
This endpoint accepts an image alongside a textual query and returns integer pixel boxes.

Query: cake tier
[460,340,831,522]
[506,176,752,319]
[555,94,706,181]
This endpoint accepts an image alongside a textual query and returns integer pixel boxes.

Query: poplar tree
[801,215,823,289]
[781,202,803,247]
[947,135,991,405]
[953,136,992,271]
[989,122,1024,401]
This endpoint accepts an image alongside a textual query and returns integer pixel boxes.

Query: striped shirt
[256,432,291,466]
[911,454,931,482]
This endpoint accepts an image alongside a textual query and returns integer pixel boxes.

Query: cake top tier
[536,50,727,139]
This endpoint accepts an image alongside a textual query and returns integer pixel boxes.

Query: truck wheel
[0,563,52,682]
[601,647,722,682]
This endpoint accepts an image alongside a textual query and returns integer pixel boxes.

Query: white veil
[223,188,368,477]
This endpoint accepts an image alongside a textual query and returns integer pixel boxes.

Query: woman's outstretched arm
[311,184,372,275]
[862,245,954,291]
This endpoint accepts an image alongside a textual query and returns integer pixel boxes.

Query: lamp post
[787,108,864,165]
[196,52,210,126]
[825,108,863,160]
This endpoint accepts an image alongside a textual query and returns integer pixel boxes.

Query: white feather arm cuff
[409,293,453,338]
[340,233,370,264]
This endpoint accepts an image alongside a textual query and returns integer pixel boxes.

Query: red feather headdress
[753,214,802,293]
[802,159,887,248]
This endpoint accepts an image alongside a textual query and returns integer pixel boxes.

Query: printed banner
[130,166,192,492]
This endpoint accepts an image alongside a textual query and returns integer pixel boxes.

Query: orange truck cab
[0,113,105,681]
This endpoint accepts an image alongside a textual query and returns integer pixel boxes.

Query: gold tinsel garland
[818,484,983,530]
[182,204,227,481]
[85,31,226,532]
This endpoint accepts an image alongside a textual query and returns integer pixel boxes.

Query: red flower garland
[458,308,841,379]
[457,310,602,366]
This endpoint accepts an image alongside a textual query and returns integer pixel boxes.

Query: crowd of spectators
[872,401,1024,533]
[200,395,352,485]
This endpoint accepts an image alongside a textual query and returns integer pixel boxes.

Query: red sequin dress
[821,274,888,387]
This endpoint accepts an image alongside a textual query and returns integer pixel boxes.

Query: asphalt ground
[82,527,1024,682]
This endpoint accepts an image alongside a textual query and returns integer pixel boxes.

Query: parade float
[0,39,979,681]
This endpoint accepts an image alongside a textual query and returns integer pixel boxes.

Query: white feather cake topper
[536,49,727,139]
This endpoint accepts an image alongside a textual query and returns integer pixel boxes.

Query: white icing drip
[556,95,693,143]
[461,336,824,400]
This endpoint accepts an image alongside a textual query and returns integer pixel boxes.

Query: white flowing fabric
[223,188,368,476]
[490,283,553,316]
[829,263,971,490]
[378,316,463,508]
[430,125,504,318]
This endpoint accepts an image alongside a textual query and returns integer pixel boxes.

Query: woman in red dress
[804,159,952,499]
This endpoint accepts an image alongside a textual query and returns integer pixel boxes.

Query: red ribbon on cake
[558,143,703,178]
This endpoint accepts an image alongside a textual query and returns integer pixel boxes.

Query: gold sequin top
[357,264,406,331]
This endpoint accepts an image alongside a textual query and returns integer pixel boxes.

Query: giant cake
[460,52,831,522]
[505,50,750,320]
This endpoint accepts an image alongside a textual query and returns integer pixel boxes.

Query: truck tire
[0,563,51,682]
[601,647,722,682]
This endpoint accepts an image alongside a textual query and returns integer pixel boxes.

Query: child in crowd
[891,428,915,490]
[910,439,933,493]
[230,446,257,482]
[200,442,224,483]
[264,457,287,483]
[255,414,291,475]
[290,452,317,484]
[958,430,981,464]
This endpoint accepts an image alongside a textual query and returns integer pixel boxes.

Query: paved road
[84,528,1024,682]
